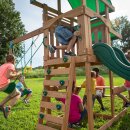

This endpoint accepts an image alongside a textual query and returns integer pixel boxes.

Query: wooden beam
[85,62,94,130]
[85,8,122,39]
[13,27,45,44]
[13,6,83,44]
[44,55,97,67]
[94,113,112,120]
[36,124,57,130]
[43,6,84,30]
[100,0,115,12]
[42,91,66,99]
[113,86,126,95]
[44,80,68,87]
[43,114,63,124]
[98,108,127,130]
[44,68,70,76]
[40,101,65,111]
[31,1,59,14]
[61,57,75,130]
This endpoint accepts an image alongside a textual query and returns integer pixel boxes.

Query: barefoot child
[16,76,32,104]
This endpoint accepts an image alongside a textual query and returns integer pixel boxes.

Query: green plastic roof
[68,0,113,14]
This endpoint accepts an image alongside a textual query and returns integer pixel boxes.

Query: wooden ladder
[37,57,75,130]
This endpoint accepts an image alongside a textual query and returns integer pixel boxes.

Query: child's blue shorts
[55,26,73,45]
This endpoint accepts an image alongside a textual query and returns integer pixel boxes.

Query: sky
[13,0,130,68]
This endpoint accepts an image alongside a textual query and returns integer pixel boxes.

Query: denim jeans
[55,26,73,45]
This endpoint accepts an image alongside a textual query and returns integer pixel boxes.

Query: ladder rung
[36,124,57,130]
[40,101,65,111]
[39,113,63,125]
[45,68,70,75]
[44,57,70,67]
[44,91,66,99]
[44,80,68,86]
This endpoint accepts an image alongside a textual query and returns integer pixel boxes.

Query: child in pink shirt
[0,54,21,118]
[54,81,86,127]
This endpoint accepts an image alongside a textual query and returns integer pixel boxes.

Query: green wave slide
[92,43,130,80]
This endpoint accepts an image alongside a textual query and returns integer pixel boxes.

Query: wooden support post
[61,57,75,130]
[78,14,92,55]
[50,27,54,59]
[85,63,94,130]
[81,0,86,6]
[96,0,99,14]
[104,6,111,45]
[109,70,114,117]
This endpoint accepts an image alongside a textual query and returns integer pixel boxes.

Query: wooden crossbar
[85,8,122,39]
[44,80,68,86]
[36,124,57,130]
[43,91,66,99]
[39,113,64,124]
[113,86,126,95]
[44,68,70,76]
[100,0,115,11]
[40,101,65,111]
[98,108,127,130]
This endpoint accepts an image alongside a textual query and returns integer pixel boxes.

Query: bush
[24,68,44,78]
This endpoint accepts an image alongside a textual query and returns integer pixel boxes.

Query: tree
[0,0,26,65]
[111,16,130,52]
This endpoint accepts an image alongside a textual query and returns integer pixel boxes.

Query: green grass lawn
[0,76,130,130]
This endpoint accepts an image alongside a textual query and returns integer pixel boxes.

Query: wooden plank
[44,57,70,67]
[45,68,70,75]
[100,0,115,11]
[109,71,114,117]
[94,113,112,119]
[85,62,94,130]
[109,28,122,39]
[98,108,127,130]
[43,6,84,30]
[13,27,45,43]
[61,57,75,130]
[50,27,54,59]
[113,86,126,95]
[36,124,57,130]
[78,15,87,55]
[96,0,99,13]
[46,121,61,129]
[31,1,59,14]
[81,0,86,6]
[44,80,68,86]
[42,91,66,99]
[40,101,65,111]
[44,55,97,67]
[85,8,122,39]
[40,113,63,125]
[44,29,50,61]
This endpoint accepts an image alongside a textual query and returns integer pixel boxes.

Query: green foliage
[0,0,26,65]
[111,16,130,52]
[24,68,44,78]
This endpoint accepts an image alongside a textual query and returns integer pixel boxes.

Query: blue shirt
[16,82,24,91]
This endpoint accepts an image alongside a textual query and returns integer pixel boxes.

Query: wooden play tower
[12,0,128,130]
